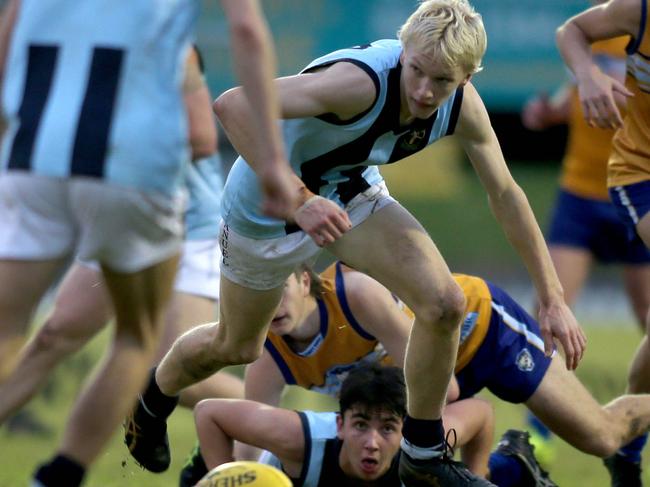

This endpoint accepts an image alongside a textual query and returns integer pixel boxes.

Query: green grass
[0,323,645,486]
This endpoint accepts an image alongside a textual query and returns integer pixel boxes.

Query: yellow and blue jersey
[609,0,650,187]
[264,262,393,396]
[264,262,551,403]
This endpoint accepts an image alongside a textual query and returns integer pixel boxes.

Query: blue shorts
[455,283,552,404]
[609,180,650,244]
[548,189,650,264]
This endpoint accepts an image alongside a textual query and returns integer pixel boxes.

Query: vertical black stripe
[445,86,464,136]
[299,65,402,197]
[336,166,370,204]
[71,47,124,178]
[8,45,59,170]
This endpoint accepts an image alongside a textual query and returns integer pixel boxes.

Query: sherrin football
[196,460,293,486]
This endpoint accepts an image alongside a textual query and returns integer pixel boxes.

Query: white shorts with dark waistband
[0,173,183,273]
[219,182,396,290]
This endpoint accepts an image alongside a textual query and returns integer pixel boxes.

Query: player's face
[399,44,470,123]
[269,273,309,335]
[337,407,403,481]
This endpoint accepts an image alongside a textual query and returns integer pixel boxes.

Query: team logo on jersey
[460,312,478,343]
[516,348,535,372]
[400,129,427,151]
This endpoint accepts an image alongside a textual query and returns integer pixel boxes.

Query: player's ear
[336,413,344,439]
[459,74,472,87]
[301,271,311,297]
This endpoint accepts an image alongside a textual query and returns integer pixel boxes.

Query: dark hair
[339,363,406,419]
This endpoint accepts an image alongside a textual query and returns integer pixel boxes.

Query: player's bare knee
[415,284,466,333]
[193,398,211,423]
[33,317,83,356]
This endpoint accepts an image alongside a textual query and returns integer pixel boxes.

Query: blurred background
[1,1,645,486]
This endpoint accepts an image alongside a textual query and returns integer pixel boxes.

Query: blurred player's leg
[0,264,111,423]
[0,260,66,381]
[58,255,178,464]
[158,291,244,408]
[526,355,650,458]
[622,264,650,332]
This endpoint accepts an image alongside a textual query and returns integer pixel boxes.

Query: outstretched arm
[455,84,586,370]
[556,0,638,129]
[219,0,296,220]
[194,398,305,477]
[235,352,288,460]
[215,61,375,246]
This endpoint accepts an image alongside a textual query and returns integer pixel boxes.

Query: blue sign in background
[196,1,586,111]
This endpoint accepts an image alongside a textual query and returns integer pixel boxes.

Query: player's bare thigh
[328,201,460,313]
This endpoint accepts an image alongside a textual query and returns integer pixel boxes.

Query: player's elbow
[213,87,244,129]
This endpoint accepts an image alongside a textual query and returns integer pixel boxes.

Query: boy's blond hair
[398,0,487,75]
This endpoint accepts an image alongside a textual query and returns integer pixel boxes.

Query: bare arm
[235,353,288,460]
[556,0,639,128]
[245,351,287,406]
[194,398,305,477]
[0,0,19,136]
[341,270,412,367]
[215,62,374,245]
[455,83,586,370]
[183,47,217,160]
[218,0,295,219]
[521,86,571,131]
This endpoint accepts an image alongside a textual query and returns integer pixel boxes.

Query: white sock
[400,438,445,460]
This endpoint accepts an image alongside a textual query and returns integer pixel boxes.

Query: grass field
[1,159,643,486]
[0,324,645,486]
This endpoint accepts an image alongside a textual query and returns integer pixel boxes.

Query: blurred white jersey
[1,0,199,197]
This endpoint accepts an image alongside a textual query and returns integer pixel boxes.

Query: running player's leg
[526,355,650,456]
[0,176,75,381]
[33,181,184,485]
[56,256,179,466]
[622,264,650,331]
[157,291,244,407]
[125,225,315,472]
[0,260,65,381]
[441,398,494,477]
[636,210,650,249]
[526,191,595,463]
[328,201,482,484]
[330,201,464,424]
[547,246,592,307]
[155,239,244,407]
[155,276,284,398]
[0,263,111,423]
